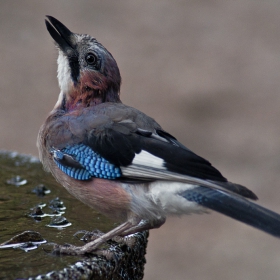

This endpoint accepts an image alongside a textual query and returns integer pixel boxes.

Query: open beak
[45,16,75,53]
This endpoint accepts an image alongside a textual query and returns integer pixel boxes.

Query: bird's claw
[112,235,137,247]
[47,242,103,256]
[74,229,104,243]
[74,229,137,247]
[51,243,83,256]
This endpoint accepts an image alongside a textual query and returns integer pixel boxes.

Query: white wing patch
[132,150,165,169]
[121,150,232,196]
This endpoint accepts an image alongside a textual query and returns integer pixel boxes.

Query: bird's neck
[54,85,121,112]
[54,66,121,111]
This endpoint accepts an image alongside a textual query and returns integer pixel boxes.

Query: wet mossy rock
[0,151,148,279]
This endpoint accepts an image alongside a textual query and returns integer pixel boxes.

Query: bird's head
[45,16,121,111]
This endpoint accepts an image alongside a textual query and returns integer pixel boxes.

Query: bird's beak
[45,16,76,54]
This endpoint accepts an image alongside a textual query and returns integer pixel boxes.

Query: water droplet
[0,231,46,251]
[47,216,72,228]
[6,175,27,187]
[49,197,66,211]
[32,184,51,197]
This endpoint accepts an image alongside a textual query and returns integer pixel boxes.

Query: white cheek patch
[57,51,72,94]
[132,150,165,169]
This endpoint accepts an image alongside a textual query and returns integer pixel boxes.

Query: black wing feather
[86,122,227,182]
[86,125,141,166]
[156,129,191,150]
[141,136,226,182]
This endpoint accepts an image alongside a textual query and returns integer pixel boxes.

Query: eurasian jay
[37,16,280,255]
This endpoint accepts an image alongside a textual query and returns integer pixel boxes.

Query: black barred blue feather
[52,144,122,180]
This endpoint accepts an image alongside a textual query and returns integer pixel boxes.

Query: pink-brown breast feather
[52,164,132,222]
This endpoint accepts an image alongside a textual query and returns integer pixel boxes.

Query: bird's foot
[43,231,122,257]
[74,229,104,243]
[112,234,137,247]
[43,222,139,256]
[52,243,87,256]
[74,229,136,247]
[43,240,110,257]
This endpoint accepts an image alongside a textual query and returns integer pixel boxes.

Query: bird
[38,15,280,255]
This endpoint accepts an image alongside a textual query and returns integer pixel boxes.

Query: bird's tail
[180,186,280,237]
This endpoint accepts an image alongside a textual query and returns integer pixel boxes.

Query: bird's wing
[85,119,256,199]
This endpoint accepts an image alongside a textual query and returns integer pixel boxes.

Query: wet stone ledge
[27,231,148,280]
[0,151,148,280]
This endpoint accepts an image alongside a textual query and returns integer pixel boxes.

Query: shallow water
[0,151,115,279]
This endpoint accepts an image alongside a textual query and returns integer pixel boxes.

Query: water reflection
[0,231,46,252]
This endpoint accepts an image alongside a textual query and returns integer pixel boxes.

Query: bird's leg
[120,217,166,236]
[51,217,165,256]
[108,217,166,246]
[52,221,136,256]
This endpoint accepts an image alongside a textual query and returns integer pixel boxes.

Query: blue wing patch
[52,144,122,180]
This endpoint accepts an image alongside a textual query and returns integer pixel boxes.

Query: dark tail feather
[180,186,280,238]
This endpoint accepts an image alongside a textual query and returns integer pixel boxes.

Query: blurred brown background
[1,1,280,279]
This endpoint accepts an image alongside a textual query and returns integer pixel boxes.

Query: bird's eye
[85,53,98,65]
